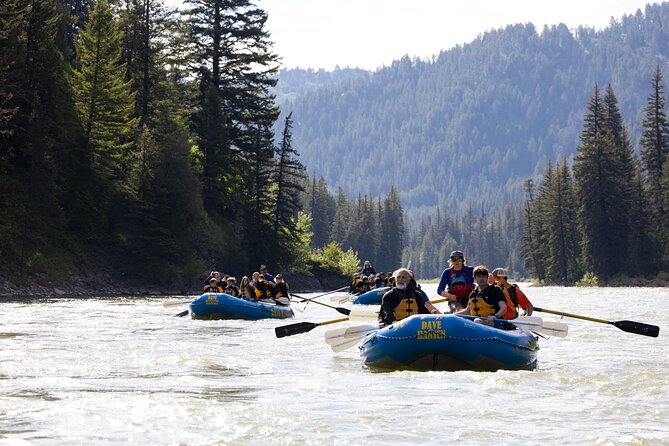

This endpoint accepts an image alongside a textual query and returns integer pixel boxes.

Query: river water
[1,284,667,445]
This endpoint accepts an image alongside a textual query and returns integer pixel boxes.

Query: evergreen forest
[3,1,669,289]
[0,0,405,287]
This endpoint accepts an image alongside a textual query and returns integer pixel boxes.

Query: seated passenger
[202,271,223,292]
[224,277,240,297]
[204,277,220,293]
[239,276,255,300]
[456,265,506,326]
[273,274,290,305]
[374,272,386,288]
[378,268,434,326]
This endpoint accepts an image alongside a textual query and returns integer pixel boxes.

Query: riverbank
[0,268,348,298]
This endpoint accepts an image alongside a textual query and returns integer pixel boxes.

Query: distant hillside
[274,3,669,216]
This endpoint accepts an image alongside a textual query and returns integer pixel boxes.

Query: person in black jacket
[378,268,432,326]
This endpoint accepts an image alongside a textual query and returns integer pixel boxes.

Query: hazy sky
[167,0,653,70]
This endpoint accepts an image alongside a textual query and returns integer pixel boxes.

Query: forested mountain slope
[275,3,669,216]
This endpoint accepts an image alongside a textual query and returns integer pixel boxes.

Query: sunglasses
[450,257,463,262]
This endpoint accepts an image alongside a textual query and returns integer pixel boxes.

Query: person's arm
[437,269,454,298]
[515,287,533,316]
[378,292,395,326]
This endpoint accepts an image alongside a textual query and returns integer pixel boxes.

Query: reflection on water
[0,286,667,445]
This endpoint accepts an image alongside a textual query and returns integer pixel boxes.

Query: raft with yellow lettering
[189,293,294,320]
[359,314,538,371]
[351,287,390,305]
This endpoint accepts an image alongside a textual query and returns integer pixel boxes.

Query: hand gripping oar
[291,293,351,316]
[275,317,349,338]
[533,307,659,338]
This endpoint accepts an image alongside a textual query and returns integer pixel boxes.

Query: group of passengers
[202,265,290,305]
[349,260,396,295]
[377,250,533,328]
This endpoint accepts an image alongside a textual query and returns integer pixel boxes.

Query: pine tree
[71,0,136,182]
[273,112,307,259]
[378,186,404,271]
[545,160,581,283]
[639,66,669,259]
[573,84,627,280]
[521,176,547,282]
[639,66,669,206]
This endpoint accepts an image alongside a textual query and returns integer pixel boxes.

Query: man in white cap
[491,268,534,319]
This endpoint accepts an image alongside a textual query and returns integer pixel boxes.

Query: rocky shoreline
[0,268,348,299]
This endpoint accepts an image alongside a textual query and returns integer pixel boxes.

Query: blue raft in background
[351,287,390,305]
[190,293,294,320]
[359,314,538,371]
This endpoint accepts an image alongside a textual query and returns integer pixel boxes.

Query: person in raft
[273,274,290,304]
[437,250,475,313]
[456,265,506,326]
[491,268,534,319]
[361,260,376,277]
[378,268,437,327]
[203,271,223,292]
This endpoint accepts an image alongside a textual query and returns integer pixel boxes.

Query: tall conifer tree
[573,85,627,279]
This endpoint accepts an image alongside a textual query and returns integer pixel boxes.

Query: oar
[330,292,352,303]
[324,324,379,352]
[275,317,349,338]
[294,287,348,304]
[533,307,659,338]
[291,293,351,316]
[163,299,193,307]
[175,310,189,317]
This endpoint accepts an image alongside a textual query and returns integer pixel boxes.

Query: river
[1,284,667,445]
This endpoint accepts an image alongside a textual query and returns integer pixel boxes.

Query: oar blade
[509,316,543,331]
[163,300,191,307]
[329,337,363,353]
[613,320,660,337]
[347,309,379,322]
[330,293,351,303]
[540,321,569,338]
[275,321,318,338]
[174,309,189,317]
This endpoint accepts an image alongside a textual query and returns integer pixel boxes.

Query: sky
[168,0,653,71]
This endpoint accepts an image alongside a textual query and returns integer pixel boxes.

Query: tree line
[522,67,669,284]
[0,0,406,284]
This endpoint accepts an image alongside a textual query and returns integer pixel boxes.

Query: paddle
[330,292,352,303]
[275,317,350,338]
[291,293,351,316]
[324,324,378,352]
[163,299,193,307]
[175,310,189,317]
[533,307,659,337]
[294,287,348,304]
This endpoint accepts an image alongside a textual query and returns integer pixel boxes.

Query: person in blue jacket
[436,250,475,313]
[361,260,376,276]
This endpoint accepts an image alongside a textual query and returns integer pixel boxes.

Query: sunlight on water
[0,285,667,445]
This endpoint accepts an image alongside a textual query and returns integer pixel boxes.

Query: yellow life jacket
[469,292,496,317]
[240,286,253,300]
[393,295,420,321]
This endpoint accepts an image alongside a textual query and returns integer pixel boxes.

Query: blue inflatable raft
[359,314,538,371]
[351,287,390,305]
[190,293,294,320]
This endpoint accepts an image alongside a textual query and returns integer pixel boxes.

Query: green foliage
[311,242,360,277]
[576,272,599,287]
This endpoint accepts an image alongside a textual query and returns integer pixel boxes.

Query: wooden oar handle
[534,307,609,324]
